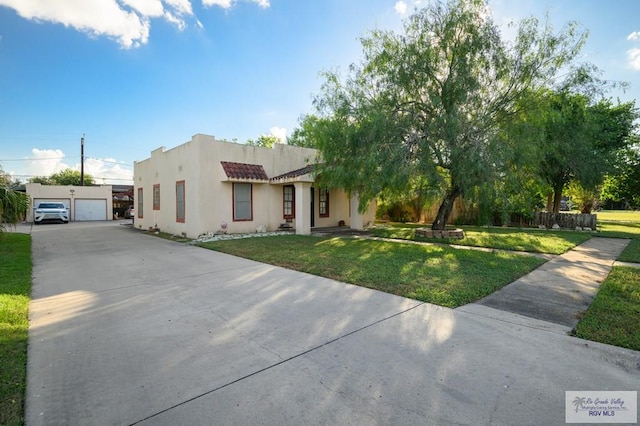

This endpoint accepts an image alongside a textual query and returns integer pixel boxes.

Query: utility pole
[80,134,85,186]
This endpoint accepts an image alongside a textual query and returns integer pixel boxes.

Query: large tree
[522,90,637,213]
[600,140,640,209]
[306,0,589,229]
[29,169,94,186]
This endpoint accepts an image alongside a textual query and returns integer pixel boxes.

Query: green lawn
[598,221,640,263]
[0,233,31,426]
[370,223,592,254]
[596,210,640,222]
[574,266,640,351]
[200,221,640,352]
[199,235,545,308]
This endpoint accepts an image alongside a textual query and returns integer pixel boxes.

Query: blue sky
[0,0,639,185]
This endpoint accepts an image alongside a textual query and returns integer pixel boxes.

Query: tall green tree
[28,176,53,185]
[538,91,591,212]
[600,141,640,209]
[0,168,22,187]
[29,169,94,186]
[246,134,280,148]
[527,91,636,213]
[288,115,323,148]
[307,0,589,229]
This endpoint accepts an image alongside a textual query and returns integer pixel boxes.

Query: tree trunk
[552,182,564,213]
[432,186,461,230]
[545,192,553,212]
[411,195,423,223]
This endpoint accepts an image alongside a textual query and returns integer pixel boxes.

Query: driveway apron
[25,222,640,425]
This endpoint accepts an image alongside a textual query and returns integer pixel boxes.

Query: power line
[11,174,134,182]
[0,156,81,161]
[0,157,133,167]
[97,160,134,167]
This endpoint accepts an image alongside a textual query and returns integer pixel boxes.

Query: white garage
[25,183,113,223]
[75,199,108,221]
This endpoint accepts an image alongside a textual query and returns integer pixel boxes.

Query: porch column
[294,182,312,235]
[350,193,364,230]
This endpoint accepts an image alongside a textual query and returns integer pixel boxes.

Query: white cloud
[202,0,233,8]
[269,126,287,143]
[163,11,186,30]
[165,0,192,15]
[627,47,640,71]
[395,1,408,16]
[0,0,269,47]
[0,0,150,48]
[627,31,640,70]
[0,0,202,48]
[202,0,269,9]
[23,149,133,184]
[82,158,133,184]
[26,148,70,177]
[395,0,427,16]
[121,0,164,17]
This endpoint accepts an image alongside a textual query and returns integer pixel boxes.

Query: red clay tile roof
[270,164,315,181]
[220,161,269,180]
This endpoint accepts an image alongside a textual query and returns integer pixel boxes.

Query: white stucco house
[133,134,376,238]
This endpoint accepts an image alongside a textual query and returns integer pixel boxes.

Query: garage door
[75,199,107,221]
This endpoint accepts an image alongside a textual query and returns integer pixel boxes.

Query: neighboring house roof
[221,161,269,181]
[112,185,134,194]
[270,164,316,183]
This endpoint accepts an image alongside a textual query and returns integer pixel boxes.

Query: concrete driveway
[25,222,639,425]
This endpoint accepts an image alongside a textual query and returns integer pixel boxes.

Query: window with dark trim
[283,185,295,219]
[319,189,329,217]
[233,183,252,221]
[153,184,160,210]
[137,188,143,218]
[176,180,185,223]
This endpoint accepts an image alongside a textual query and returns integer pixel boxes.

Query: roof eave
[222,177,269,184]
[269,174,315,185]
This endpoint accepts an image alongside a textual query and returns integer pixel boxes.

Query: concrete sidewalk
[460,238,631,332]
[24,223,640,425]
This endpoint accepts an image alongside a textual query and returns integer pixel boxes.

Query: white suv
[34,202,70,224]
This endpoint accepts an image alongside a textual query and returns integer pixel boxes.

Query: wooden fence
[515,212,597,230]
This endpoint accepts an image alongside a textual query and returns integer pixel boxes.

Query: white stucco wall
[25,183,113,222]
[133,134,375,238]
[311,188,376,229]
[133,142,200,237]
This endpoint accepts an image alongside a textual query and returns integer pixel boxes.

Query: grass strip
[370,224,592,255]
[574,266,640,351]
[198,235,545,308]
[617,239,640,263]
[0,233,32,426]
